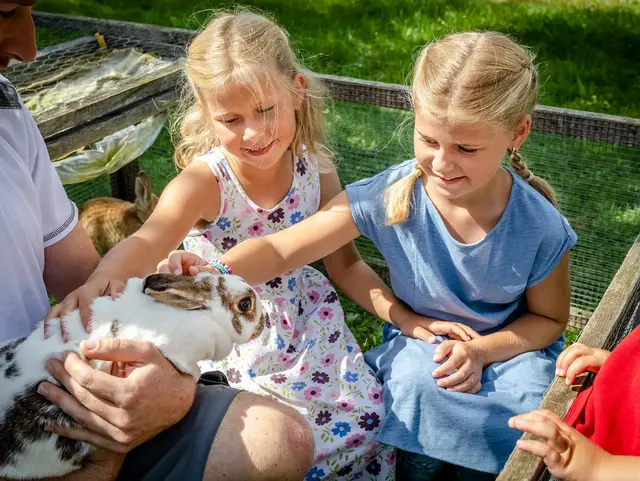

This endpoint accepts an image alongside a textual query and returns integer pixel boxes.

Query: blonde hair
[385,31,557,225]
[173,10,333,172]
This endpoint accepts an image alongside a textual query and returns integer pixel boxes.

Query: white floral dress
[183,148,395,480]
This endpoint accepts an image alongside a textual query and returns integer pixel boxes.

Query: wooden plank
[45,88,177,160]
[497,236,640,481]
[36,61,182,140]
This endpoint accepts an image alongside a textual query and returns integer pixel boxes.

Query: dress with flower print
[183,148,395,480]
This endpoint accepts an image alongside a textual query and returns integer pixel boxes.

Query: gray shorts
[117,383,240,481]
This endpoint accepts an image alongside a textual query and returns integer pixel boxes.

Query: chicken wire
[21,13,640,331]
[131,98,640,330]
[2,20,181,206]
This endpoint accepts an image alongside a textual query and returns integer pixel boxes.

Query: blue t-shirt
[346,159,577,335]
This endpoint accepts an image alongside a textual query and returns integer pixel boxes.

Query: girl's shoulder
[344,159,416,238]
[502,171,577,286]
[348,158,416,192]
[507,170,575,242]
[194,147,225,171]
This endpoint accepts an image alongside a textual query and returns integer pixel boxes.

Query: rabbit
[0,272,265,479]
[79,171,159,255]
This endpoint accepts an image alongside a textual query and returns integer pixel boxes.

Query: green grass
[37,0,640,118]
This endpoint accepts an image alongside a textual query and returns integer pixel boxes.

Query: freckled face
[414,108,517,201]
[206,75,304,170]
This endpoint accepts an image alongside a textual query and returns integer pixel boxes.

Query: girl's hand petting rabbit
[157,250,481,346]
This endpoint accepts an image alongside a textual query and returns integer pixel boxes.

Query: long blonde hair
[173,10,333,172]
[385,31,557,225]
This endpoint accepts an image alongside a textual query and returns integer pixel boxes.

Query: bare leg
[203,392,314,481]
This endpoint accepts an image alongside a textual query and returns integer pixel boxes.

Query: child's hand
[431,340,485,393]
[509,409,610,481]
[157,250,212,276]
[44,278,125,342]
[556,343,611,385]
[398,315,481,344]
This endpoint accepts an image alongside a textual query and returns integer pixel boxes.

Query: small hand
[431,339,485,394]
[396,315,480,344]
[44,279,125,342]
[556,342,611,385]
[157,250,213,276]
[509,409,610,481]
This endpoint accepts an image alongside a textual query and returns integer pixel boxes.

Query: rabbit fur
[79,171,159,255]
[0,272,264,479]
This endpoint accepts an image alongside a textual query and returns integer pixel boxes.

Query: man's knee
[270,400,315,476]
[204,391,314,480]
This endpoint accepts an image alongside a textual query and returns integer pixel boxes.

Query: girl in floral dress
[167,11,396,480]
[43,10,405,479]
[183,147,393,480]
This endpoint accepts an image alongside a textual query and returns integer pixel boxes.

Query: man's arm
[43,223,100,302]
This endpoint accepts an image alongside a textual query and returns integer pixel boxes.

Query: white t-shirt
[0,75,78,342]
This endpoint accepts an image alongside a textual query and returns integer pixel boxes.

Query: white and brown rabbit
[79,171,159,255]
[0,272,265,479]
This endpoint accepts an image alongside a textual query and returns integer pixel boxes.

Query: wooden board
[3,35,182,155]
[35,61,182,140]
[45,88,178,160]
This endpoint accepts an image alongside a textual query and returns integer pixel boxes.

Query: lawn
[35,0,640,350]
[37,0,640,118]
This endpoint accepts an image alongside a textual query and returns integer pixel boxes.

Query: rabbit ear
[135,172,153,212]
[143,273,213,310]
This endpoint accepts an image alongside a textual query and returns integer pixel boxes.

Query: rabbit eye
[238,297,252,312]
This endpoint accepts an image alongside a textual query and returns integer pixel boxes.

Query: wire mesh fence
[15,12,640,334]
[324,99,640,321]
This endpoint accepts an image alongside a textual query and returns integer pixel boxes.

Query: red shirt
[566,326,640,455]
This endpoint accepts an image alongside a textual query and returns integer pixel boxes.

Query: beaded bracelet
[207,259,233,275]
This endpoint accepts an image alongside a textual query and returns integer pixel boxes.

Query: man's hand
[38,338,196,453]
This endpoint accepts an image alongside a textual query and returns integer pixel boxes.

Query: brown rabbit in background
[79,171,159,255]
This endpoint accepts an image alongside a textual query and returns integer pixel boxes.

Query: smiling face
[414,107,530,202]
[0,1,37,70]
[204,74,304,170]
